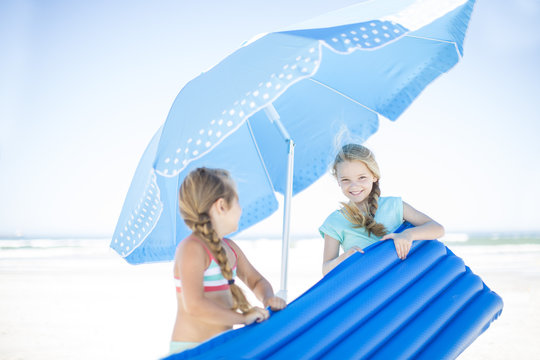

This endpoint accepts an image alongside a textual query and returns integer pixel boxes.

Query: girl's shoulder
[322,197,402,222]
[178,233,201,245]
[321,209,355,229]
[176,234,209,258]
[223,237,241,253]
[174,234,211,274]
[378,196,402,208]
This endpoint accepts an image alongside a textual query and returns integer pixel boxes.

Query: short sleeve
[319,211,343,244]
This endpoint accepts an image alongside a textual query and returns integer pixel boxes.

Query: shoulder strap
[223,238,238,269]
[189,233,217,262]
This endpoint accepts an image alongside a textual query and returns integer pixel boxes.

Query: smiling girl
[319,144,444,276]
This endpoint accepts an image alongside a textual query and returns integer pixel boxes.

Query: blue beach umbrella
[111,0,476,298]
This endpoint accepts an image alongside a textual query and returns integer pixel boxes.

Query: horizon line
[2,229,540,241]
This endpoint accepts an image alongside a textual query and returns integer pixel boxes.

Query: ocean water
[1,233,539,297]
[440,232,540,246]
[2,231,539,254]
[2,233,539,301]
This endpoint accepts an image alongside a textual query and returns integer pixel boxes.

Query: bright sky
[1,0,539,238]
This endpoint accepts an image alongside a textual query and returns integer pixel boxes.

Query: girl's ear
[213,198,227,213]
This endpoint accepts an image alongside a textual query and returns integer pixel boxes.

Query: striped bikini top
[175,237,238,293]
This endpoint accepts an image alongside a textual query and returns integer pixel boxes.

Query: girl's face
[222,196,243,236]
[336,160,377,206]
[209,195,242,238]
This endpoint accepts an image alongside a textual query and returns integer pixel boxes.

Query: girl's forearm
[251,277,276,305]
[323,251,351,276]
[403,221,445,241]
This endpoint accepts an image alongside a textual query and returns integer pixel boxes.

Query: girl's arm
[380,201,445,259]
[322,234,363,276]
[228,240,286,311]
[177,239,267,326]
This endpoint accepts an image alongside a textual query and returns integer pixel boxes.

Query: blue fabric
[319,196,403,251]
[111,0,477,264]
[163,223,503,360]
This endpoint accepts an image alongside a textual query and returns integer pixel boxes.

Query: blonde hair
[178,167,251,313]
[332,144,387,237]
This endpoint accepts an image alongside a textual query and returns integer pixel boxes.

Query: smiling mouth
[349,190,363,196]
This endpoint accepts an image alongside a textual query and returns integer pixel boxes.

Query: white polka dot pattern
[320,20,407,54]
[112,169,163,257]
[154,21,408,179]
[155,44,322,178]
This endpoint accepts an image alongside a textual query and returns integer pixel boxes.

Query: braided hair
[332,144,387,237]
[178,167,251,313]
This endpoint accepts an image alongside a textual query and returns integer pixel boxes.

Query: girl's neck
[210,221,225,240]
[213,230,226,241]
[353,201,369,214]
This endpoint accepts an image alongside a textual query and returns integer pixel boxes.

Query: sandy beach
[1,238,539,360]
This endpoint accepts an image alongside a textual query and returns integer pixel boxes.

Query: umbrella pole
[264,105,295,302]
[277,137,294,301]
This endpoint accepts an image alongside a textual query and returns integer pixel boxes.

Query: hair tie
[228,279,235,285]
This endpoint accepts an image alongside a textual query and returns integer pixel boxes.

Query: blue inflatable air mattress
[165,225,503,359]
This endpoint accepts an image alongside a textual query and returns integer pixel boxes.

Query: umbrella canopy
[111,0,476,284]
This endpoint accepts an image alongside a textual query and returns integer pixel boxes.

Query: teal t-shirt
[319,196,404,251]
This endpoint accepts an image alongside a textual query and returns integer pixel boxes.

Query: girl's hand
[264,296,287,311]
[344,246,364,259]
[243,307,269,325]
[381,232,413,260]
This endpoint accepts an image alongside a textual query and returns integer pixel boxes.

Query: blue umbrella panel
[111,0,476,265]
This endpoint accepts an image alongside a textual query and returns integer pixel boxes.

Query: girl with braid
[320,144,444,276]
[170,167,286,355]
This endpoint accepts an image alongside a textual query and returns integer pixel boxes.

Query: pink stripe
[194,236,238,268]
[175,236,238,293]
[223,238,238,269]
[176,284,230,293]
